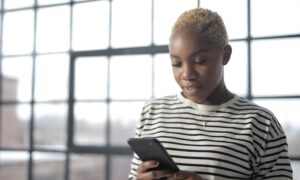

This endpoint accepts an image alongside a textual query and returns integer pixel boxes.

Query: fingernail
[152,160,159,166]
[167,173,174,177]
[173,173,177,177]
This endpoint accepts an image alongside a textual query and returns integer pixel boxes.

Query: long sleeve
[127,95,294,180]
[255,132,293,179]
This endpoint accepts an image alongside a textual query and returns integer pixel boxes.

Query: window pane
[224,41,248,97]
[72,1,109,51]
[74,102,107,145]
[110,55,152,100]
[0,151,29,180]
[111,0,151,48]
[75,57,108,100]
[154,53,180,97]
[33,152,65,180]
[201,0,247,39]
[34,103,67,150]
[35,54,69,101]
[110,101,144,146]
[38,0,70,6]
[1,56,33,102]
[36,6,70,53]
[4,0,34,9]
[253,99,300,156]
[0,104,30,149]
[291,161,300,180]
[251,39,300,96]
[70,154,105,180]
[2,10,34,55]
[110,155,132,180]
[251,0,300,37]
[153,0,197,45]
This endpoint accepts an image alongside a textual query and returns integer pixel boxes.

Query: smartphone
[127,137,179,172]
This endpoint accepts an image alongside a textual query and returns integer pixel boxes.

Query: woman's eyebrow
[169,54,180,59]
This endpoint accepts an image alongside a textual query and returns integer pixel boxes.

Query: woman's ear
[223,45,232,65]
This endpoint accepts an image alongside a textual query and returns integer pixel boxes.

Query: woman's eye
[194,58,206,64]
[171,59,181,67]
[171,63,181,67]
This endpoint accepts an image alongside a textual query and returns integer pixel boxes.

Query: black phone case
[127,137,179,172]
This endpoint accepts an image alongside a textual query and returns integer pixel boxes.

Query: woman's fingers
[170,171,203,180]
[136,160,174,179]
[138,170,173,180]
[137,160,159,173]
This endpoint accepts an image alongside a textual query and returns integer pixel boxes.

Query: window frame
[0,0,300,180]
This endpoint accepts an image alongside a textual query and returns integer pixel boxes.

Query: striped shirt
[128,93,293,180]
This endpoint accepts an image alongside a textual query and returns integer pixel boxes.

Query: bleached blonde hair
[171,8,229,47]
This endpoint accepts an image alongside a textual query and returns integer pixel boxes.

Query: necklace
[201,92,234,127]
[202,120,207,127]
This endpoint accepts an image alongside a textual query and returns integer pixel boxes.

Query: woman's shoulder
[232,95,274,117]
[232,95,282,129]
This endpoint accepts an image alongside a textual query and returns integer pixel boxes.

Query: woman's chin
[182,92,204,103]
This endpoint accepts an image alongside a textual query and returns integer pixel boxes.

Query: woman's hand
[136,160,203,180]
[136,160,173,180]
[167,171,204,180]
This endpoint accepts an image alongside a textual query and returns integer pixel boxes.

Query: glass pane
[2,10,34,55]
[253,99,300,156]
[251,0,300,37]
[35,54,69,101]
[70,154,105,180]
[33,152,65,180]
[38,0,70,6]
[0,151,29,180]
[111,0,152,48]
[153,53,180,97]
[224,41,248,97]
[110,155,132,180]
[153,0,197,45]
[34,103,67,150]
[1,56,33,102]
[110,101,144,146]
[36,6,70,53]
[75,57,108,100]
[0,104,31,149]
[110,55,152,100]
[291,161,300,180]
[72,1,110,51]
[201,0,247,39]
[4,0,34,9]
[74,102,107,145]
[251,39,300,96]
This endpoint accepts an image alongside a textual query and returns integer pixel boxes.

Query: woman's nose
[182,64,197,81]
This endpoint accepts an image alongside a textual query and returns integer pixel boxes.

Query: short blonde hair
[171,8,228,47]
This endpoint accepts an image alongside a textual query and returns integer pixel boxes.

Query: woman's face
[169,28,230,104]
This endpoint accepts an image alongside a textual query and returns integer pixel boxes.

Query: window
[1,0,299,179]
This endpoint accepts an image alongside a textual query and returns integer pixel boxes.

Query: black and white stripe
[128,94,293,180]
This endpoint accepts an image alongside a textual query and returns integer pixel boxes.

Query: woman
[128,8,293,180]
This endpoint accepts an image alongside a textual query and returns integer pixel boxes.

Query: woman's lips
[183,85,201,95]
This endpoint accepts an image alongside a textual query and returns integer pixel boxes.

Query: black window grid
[0,0,299,180]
